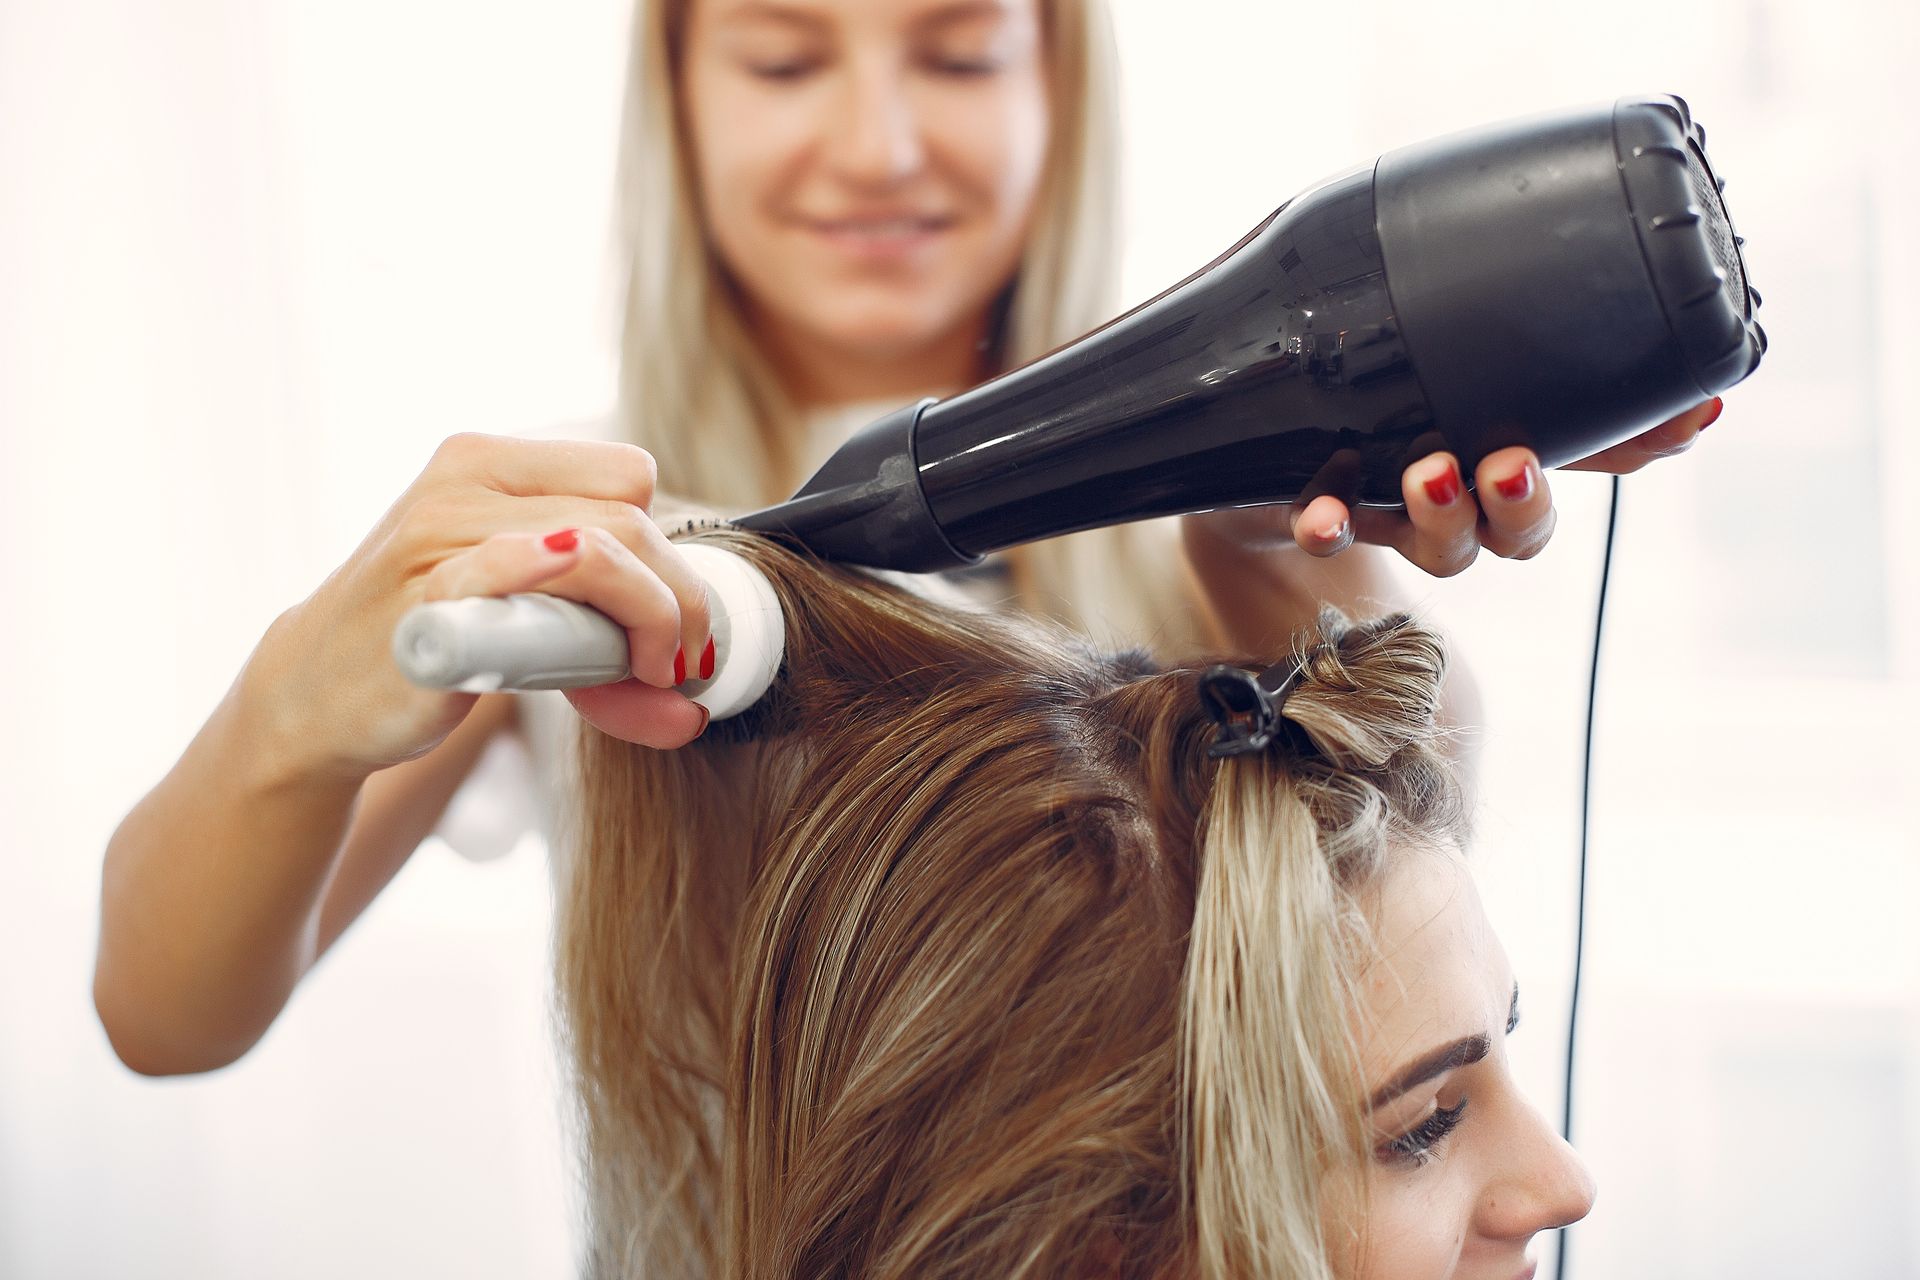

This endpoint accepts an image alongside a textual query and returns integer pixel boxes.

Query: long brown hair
[556,530,1470,1278]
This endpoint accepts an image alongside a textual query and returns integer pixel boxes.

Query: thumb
[1290,493,1354,555]
[564,679,709,749]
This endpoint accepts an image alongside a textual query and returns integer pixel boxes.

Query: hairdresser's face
[679,0,1049,366]
[1325,851,1596,1280]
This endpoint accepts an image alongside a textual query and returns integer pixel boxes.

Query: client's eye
[1378,1098,1468,1168]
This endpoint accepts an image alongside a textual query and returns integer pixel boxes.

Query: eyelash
[1373,986,1517,1169]
[747,58,1002,82]
[1378,1099,1468,1168]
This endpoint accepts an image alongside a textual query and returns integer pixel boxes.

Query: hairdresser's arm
[1179,441,1568,773]
[94,642,518,1077]
[1179,523,1486,770]
[1224,401,1723,575]
[97,433,717,1076]
[1178,397,1722,764]
[1184,398,1722,616]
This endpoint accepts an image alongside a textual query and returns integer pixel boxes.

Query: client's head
[557,530,1595,1280]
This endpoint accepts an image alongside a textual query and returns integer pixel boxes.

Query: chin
[802,301,967,363]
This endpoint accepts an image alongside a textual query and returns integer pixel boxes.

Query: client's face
[1325,851,1596,1280]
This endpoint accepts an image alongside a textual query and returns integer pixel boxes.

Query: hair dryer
[734,91,1764,570]
[393,91,1764,708]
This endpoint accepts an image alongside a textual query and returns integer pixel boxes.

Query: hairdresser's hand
[1193,398,1723,577]
[253,433,713,777]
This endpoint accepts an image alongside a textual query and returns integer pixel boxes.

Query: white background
[3,1,1915,1275]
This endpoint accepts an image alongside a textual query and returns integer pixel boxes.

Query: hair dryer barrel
[736,92,1765,571]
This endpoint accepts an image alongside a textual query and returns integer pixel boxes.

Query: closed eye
[1379,1098,1468,1167]
[1371,979,1521,1169]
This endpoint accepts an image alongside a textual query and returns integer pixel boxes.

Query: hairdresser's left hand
[1191,398,1723,577]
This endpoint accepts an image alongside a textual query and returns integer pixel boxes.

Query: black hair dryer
[736,92,1765,571]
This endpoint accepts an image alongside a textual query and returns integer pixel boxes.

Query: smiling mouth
[798,213,956,251]
[800,215,957,242]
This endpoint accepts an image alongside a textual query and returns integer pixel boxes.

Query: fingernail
[1422,464,1461,507]
[1699,396,1724,431]
[693,705,711,739]
[1319,517,1350,544]
[542,527,580,553]
[698,636,716,681]
[673,646,686,686]
[1494,466,1534,503]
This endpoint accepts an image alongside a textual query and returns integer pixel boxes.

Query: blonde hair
[556,530,1471,1278]
[610,0,1209,660]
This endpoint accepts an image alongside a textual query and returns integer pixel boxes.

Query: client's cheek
[1327,1174,1470,1280]
[1316,1167,1373,1279]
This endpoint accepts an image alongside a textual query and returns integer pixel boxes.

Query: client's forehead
[1353,850,1511,1075]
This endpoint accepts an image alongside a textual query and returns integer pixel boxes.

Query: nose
[1477,1100,1599,1242]
[823,56,924,187]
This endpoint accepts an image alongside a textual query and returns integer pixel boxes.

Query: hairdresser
[94,0,1717,1076]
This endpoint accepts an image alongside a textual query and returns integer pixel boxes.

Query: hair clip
[1196,656,1310,759]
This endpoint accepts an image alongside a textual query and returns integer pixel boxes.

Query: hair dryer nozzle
[733,399,975,571]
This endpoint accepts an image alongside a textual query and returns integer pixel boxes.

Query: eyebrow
[1368,982,1520,1111]
[717,3,822,29]
[717,1,1013,29]
[911,1,1016,26]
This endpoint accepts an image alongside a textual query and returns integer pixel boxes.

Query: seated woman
[554,529,1595,1280]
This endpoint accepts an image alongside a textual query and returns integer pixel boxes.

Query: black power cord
[1558,473,1621,1280]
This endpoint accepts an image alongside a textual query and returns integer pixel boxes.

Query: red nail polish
[673,647,685,685]
[698,636,715,681]
[1700,397,1724,431]
[1494,467,1534,503]
[1423,466,1461,507]
[543,527,579,553]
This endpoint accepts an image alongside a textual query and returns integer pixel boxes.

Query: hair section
[556,531,1469,1278]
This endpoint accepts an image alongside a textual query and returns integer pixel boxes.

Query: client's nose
[1478,1099,1598,1241]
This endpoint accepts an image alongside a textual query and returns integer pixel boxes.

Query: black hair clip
[1197,656,1311,760]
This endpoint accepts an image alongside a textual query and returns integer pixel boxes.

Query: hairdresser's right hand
[253,432,712,777]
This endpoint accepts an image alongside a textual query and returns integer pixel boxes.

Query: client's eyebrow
[1368,982,1521,1111]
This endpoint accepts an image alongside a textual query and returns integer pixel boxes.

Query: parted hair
[556,529,1471,1279]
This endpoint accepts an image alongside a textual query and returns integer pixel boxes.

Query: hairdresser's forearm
[1181,520,1409,651]
[1180,523,1484,773]
[94,619,367,1076]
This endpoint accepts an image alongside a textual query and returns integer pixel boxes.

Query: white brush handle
[390,543,785,720]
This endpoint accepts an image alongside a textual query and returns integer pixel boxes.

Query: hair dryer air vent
[1616,95,1765,393]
